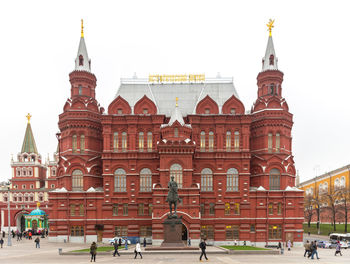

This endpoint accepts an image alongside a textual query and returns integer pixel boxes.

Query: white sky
[0,0,349,183]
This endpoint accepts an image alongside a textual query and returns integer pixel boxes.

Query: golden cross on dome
[26,113,32,124]
[176,97,178,107]
[81,19,84,38]
[266,19,275,37]
[37,202,40,208]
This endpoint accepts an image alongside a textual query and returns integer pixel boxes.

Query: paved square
[1,236,350,263]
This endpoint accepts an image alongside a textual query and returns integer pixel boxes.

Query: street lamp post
[7,187,12,246]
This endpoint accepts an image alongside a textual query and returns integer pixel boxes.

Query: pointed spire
[75,19,91,72]
[168,98,185,126]
[261,19,278,71]
[21,113,38,154]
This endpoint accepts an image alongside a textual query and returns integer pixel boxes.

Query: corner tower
[250,20,295,190]
[57,20,103,191]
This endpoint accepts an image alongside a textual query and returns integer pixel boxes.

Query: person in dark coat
[143,237,146,247]
[309,241,320,259]
[118,238,122,247]
[2,231,5,238]
[0,238,4,248]
[113,241,120,257]
[35,237,40,248]
[199,238,208,261]
[90,242,97,262]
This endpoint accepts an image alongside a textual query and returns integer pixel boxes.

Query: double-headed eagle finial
[81,19,84,38]
[267,19,275,37]
[26,113,32,124]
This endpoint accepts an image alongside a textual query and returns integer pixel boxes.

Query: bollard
[58,248,62,255]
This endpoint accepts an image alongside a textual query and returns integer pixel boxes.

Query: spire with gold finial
[81,19,84,38]
[26,113,32,124]
[176,97,178,107]
[37,202,40,209]
[266,19,274,37]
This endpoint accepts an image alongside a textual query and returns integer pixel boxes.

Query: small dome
[29,208,46,216]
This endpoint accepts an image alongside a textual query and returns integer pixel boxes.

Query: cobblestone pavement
[1,235,350,263]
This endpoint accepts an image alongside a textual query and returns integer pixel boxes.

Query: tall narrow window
[78,85,82,95]
[138,203,144,216]
[226,131,231,151]
[123,204,128,216]
[113,132,119,152]
[268,133,273,152]
[72,135,77,153]
[209,203,215,215]
[276,133,280,152]
[148,204,153,216]
[269,225,282,239]
[234,131,240,151]
[79,55,84,66]
[227,168,239,191]
[174,128,179,138]
[234,203,240,215]
[139,132,144,151]
[200,204,205,216]
[170,163,183,188]
[268,203,273,215]
[140,168,152,192]
[79,204,84,216]
[224,203,230,215]
[201,225,214,240]
[269,54,274,65]
[147,132,152,151]
[208,131,214,151]
[80,135,85,153]
[112,204,118,216]
[70,204,75,216]
[122,132,127,152]
[72,169,83,191]
[114,168,126,192]
[277,202,282,215]
[200,131,206,151]
[201,168,213,191]
[269,83,275,94]
[269,168,280,190]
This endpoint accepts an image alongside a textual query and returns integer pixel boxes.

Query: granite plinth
[161,215,184,248]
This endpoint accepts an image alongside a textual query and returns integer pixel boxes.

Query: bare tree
[338,187,350,233]
[322,183,340,232]
[304,195,314,227]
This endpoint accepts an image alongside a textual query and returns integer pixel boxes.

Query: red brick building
[0,117,57,232]
[48,24,304,246]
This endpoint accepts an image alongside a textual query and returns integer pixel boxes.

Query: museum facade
[48,22,304,246]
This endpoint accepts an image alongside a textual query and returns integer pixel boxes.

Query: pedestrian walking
[118,237,122,247]
[90,242,97,262]
[35,237,40,248]
[335,241,342,256]
[124,237,128,250]
[304,240,310,257]
[28,231,32,240]
[134,241,143,259]
[309,240,320,260]
[188,237,191,246]
[0,238,4,248]
[287,240,291,251]
[199,238,208,261]
[113,241,120,257]
[2,231,5,238]
[277,241,282,249]
[143,237,146,247]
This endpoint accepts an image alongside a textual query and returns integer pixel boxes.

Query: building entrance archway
[181,224,188,241]
[32,220,38,232]
[16,213,27,232]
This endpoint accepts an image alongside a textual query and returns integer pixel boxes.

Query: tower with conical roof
[250,20,296,190]
[57,20,103,191]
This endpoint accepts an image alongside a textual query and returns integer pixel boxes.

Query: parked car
[329,241,348,249]
[317,241,331,248]
[108,237,131,245]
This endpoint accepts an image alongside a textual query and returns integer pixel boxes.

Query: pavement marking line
[216,256,240,263]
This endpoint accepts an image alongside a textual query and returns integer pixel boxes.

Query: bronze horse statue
[166,176,181,217]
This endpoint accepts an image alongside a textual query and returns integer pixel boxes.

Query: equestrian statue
[166,176,181,218]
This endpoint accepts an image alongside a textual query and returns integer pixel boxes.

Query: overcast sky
[0,0,349,183]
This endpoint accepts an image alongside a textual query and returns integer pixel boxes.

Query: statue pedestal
[161,215,184,247]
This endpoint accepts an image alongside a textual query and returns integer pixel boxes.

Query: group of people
[303,240,320,259]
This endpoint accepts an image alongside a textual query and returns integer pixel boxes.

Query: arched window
[140,168,152,192]
[269,83,275,95]
[78,85,82,95]
[113,132,119,152]
[147,132,152,151]
[28,168,32,176]
[170,163,183,188]
[122,132,127,152]
[51,167,56,176]
[138,132,144,151]
[201,168,213,192]
[72,135,77,153]
[323,182,328,192]
[268,203,273,215]
[227,168,239,191]
[226,131,231,152]
[22,168,26,176]
[275,133,280,152]
[80,135,85,153]
[24,193,29,202]
[269,168,280,190]
[269,54,274,65]
[72,169,83,191]
[79,55,84,66]
[277,202,282,215]
[114,168,126,192]
[208,131,214,151]
[29,193,34,202]
[16,168,21,176]
[234,131,239,151]
[200,131,206,151]
[268,133,273,152]
[341,176,346,188]
[335,178,340,189]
